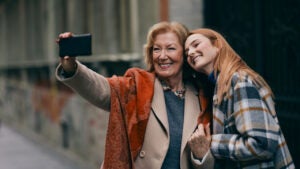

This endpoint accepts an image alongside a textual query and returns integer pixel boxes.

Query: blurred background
[0,0,299,168]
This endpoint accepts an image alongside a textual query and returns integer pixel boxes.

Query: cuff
[191,151,209,165]
[57,61,78,79]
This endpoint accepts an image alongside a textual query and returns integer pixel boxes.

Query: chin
[194,63,206,71]
[157,73,169,78]
[157,71,174,79]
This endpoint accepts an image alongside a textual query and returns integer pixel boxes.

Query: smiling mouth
[159,63,172,69]
[191,56,201,64]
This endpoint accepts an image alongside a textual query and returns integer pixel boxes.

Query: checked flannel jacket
[210,72,294,169]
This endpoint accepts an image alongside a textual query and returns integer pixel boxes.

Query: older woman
[185,28,294,169]
[56,22,213,169]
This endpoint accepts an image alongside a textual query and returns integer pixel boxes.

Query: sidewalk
[0,123,94,169]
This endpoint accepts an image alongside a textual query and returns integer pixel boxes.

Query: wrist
[62,62,77,77]
[66,62,77,72]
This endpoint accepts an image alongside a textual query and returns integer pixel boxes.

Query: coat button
[139,150,146,158]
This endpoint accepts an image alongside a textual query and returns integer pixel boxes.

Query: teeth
[159,63,171,69]
[192,56,199,63]
[159,63,171,66]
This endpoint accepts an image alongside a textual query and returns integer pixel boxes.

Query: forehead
[154,32,179,43]
[185,34,208,46]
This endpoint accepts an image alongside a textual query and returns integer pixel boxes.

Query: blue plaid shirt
[210,72,294,169]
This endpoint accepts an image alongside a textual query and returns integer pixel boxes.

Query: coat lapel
[151,81,200,154]
[181,84,200,154]
[151,78,169,133]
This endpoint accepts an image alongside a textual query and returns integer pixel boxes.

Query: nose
[187,47,196,57]
[159,49,168,59]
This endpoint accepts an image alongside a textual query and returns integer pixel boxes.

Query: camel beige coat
[56,61,214,169]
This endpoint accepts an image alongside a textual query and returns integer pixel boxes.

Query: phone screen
[59,34,92,57]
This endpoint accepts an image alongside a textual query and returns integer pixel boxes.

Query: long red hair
[189,28,273,105]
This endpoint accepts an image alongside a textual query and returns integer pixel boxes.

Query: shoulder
[227,72,261,100]
[229,71,264,95]
[124,67,154,78]
[125,67,151,74]
[231,71,255,87]
[124,68,156,91]
[109,67,154,82]
[230,71,273,102]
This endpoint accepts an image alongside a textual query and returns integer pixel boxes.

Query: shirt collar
[160,79,186,99]
[208,71,217,85]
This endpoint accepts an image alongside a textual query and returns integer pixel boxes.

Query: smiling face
[152,32,184,81]
[185,34,219,75]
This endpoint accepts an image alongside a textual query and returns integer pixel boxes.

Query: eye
[152,47,161,53]
[168,47,176,51]
[192,42,199,48]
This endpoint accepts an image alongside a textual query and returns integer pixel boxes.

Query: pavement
[0,123,94,169]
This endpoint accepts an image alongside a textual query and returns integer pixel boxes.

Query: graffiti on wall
[32,81,73,123]
[0,77,109,163]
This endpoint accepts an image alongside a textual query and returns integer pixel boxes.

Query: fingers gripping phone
[59,33,92,57]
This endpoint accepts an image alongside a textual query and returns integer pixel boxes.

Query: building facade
[0,0,204,168]
[1,0,299,168]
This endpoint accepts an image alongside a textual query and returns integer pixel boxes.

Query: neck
[200,64,214,76]
[162,78,184,92]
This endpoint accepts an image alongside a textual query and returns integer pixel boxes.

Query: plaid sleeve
[211,78,280,161]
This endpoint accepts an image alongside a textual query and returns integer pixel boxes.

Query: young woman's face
[185,34,219,75]
[152,32,184,81]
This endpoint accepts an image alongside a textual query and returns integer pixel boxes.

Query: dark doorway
[204,0,300,167]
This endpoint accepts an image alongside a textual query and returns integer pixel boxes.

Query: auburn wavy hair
[144,21,189,72]
[189,28,273,104]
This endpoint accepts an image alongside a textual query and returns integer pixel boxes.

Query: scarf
[103,68,211,169]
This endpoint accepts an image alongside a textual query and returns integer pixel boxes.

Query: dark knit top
[161,90,185,169]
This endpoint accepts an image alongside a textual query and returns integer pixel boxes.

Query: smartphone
[59,33,92,57]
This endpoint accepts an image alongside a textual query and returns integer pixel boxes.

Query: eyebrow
[154,43,177,47]
[185,39,197,53]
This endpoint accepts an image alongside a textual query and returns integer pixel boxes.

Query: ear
[212,46,219,60]
[214,46,220,53]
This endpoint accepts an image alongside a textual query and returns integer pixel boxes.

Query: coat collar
[181,83,200,153]
[151,79,200,153]
[151,78,169,132]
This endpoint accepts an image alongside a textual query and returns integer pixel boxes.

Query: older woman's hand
[56,32,77,73]
[188,123,211,159]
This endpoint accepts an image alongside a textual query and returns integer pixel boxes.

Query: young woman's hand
[188,123,211,159]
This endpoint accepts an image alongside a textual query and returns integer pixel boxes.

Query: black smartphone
[59,33,92,57]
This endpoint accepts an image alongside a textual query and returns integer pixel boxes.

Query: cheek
[209,48,218,59]
[178,55,184,64]
[152,54,159,62]
[201,43,211,51]
[187,57,191,63]
[174,50,184,61]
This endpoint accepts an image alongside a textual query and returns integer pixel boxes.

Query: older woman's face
[152,32,184,80]
[185,34,219,75]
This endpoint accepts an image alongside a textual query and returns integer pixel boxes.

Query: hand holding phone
[58,33,92,57]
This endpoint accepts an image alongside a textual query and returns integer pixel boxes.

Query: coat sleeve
[210,77,280,161]
[56,61,111,111]
[190,150,215,169]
